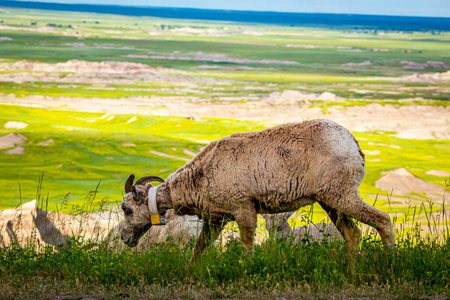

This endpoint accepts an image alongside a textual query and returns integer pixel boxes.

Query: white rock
[4,121,28,129]
[425,170,450,177]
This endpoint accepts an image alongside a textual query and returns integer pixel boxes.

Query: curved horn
[135,176,165,186]
[125,174,135,193]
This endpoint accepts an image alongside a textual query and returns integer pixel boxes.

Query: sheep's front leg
[191,220,226,262]
[234,208,257,256]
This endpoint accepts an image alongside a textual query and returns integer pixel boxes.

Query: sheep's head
[120,174,165,247]
[262,212,294,239]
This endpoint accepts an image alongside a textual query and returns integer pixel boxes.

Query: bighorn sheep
[263,212,343,244]
[120,119,396,261]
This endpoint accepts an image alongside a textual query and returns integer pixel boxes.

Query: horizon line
[7,0,450,19]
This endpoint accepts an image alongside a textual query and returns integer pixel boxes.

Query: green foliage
[0,182,447,298]
[0,231,448,298]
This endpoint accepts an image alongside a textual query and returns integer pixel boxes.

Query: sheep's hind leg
[322,190,396,249]
[319,202,360,252]
[191,220,227,263]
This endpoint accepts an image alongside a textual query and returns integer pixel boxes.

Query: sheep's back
[210,118,363,182]
[168,119,364,214]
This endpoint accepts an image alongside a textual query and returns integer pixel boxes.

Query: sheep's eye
[121,204,133,216]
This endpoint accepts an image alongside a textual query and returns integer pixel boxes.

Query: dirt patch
[286,44,334,49]
[37,139,54,146]
[401,60,450,69]
[0,133,27,149]
[364,150,381,155]
[4,121,28,129]
[398,70,450,83]
[4,146,24,154]
[0,59,232,85]
[0,25,55,33]
[425,170,450,177]
[126,51,300,65]
[266,90,344,102]
[52,42,134,50]
[0,58,448,140]
[167,27,262,37]
[375,168,445,200]
[342,61,373,67]
[151,101,449,140]
[2,95,448,140]
[127,116,137,123]
[183,149,197,157]
[192,64,272,71]
[368,141,402,149]
[149,150,190,161]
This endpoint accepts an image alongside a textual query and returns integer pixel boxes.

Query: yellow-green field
[0,7,449,225]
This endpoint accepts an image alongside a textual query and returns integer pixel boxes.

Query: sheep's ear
[131,185,144,206]
[285,212,294,219]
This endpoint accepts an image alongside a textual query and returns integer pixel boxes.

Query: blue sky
[17,0,450,17]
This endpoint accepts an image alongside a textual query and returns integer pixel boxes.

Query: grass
[2,237,448,299]
[0,188,449,299]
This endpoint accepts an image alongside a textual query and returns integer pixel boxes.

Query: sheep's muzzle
[120,222,152,247]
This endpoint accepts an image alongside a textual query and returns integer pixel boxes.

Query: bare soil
[0,59,448,141]
[0,133,27,149]
[375,168,445,200]
[2,94,448,140]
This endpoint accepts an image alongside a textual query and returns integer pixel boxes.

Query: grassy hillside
[0,7,448,220]
[1,105,448,229]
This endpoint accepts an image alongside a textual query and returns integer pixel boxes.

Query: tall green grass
[0,183,448,299]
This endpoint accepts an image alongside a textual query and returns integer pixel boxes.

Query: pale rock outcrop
[263,212,343,244]
[0,200,120,248]
[401,61,450,69]
[102,209,202,252]
[399,70,450,83]
[0,133,27,149]
[37,139,54,146]
[266,90,343,103]
[3,146,25,154]
[425,170,450,177]
[342,61,373,67]
[4,121,28,129]
[375,168,445,200]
